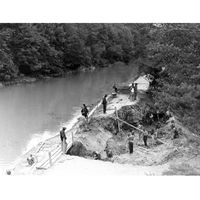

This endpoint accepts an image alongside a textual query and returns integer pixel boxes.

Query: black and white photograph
[0,1,200,199]
[1,22,199,176]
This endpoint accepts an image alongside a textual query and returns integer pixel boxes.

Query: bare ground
[10,76,200,175]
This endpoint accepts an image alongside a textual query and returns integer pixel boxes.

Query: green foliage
[0,28,18,81]
[0,23,150,80]
[145,24,200,135]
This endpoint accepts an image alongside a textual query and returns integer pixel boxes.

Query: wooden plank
[113,116,145,134]
[115,107,120,132]
[138,146,149,152]
[156,138,166,145]
[36,142,45,153]
[48,152,52,167]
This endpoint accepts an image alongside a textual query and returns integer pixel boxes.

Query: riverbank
[0,61,135,88]
[8,73,200,175]
[0,61,142,90]
[7,73,145,175]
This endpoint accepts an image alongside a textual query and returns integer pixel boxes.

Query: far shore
[0,61,139,89]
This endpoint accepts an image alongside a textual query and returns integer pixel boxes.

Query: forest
[0,23,200,134]
[0,23,150,80]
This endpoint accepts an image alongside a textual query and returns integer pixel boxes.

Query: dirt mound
[118,105,142,130]
[67,141,92,157]
[69,93,200,174]
[89,116,118,135]
[72,117,113,157]
[105,135,128,156]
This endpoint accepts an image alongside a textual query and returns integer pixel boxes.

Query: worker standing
[134,83,138,101]
[138,124,143,141]
[102,94,108,114]
[60,127,67,154]
[81,104,89,122]
[170,120,175,130]
[143,130,148,147]
[127,133,134,154]
[129,83,134,101]
[113,84,118,94]
[173,127,179,139]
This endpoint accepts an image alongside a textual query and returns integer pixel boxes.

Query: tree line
[0,23,151,81]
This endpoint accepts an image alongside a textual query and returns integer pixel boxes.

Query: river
[0,62,137,168]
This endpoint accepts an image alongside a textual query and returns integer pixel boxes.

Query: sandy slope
[44,155,168,176]
[9,74,200,176]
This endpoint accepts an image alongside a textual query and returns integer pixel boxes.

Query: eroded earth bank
[11,76,200,175]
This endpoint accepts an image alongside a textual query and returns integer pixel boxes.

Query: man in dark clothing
[149,113,154,125]
[102,94,107,114]
[81,104,89,121]
[127,133,134,154]
[170,120,175,130]
[60,127,67,153]
[134,83,138,100]
[104,145,113,158]
[173,127,179,139]
[113,84,118,93]
[143,130,148,147]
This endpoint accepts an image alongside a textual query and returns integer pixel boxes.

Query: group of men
[59,82,138,156]
[81,94,108,122]
[126,126,149,154]
[58,94,109,155]
[126,119,181,154]
[26,79,181,163]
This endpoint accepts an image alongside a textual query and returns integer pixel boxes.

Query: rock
[6,170,11,175]
[67,141,92,157]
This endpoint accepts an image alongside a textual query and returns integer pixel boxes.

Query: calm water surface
[0,62,137,167]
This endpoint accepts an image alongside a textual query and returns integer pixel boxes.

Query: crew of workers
[26,79,180,167]
[59,81,180,156]
[125,118,181,154]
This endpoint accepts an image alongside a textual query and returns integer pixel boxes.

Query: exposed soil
[67,92,200,175]
[10,75,200,175]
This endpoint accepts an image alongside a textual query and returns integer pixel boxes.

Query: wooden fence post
[72,131,74,144]
[48,152,52,167]
[115,107,120,132]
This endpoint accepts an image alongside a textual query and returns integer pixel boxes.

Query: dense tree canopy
[143,24,200,135]
[0,23,149,81]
